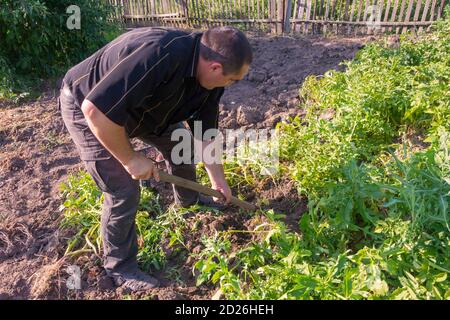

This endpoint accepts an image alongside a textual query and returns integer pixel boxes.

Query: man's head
[196,26,253,90]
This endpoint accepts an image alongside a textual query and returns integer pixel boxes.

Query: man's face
[199,62,249,90]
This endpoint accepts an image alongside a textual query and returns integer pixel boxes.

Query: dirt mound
[219,34,369,131]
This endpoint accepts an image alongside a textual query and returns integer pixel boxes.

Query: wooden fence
[107,0,449,34]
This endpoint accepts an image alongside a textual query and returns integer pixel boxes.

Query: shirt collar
[186,32,203,78]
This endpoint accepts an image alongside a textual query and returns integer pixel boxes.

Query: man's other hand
[212,181,232,204]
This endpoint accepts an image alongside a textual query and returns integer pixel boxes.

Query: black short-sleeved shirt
[63,27,224,139]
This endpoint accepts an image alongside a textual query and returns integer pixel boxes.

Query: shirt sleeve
[188,87,225,141]
[85,44,174,126]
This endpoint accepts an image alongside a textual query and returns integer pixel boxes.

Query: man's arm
[81,99,159,181]
[201,139,231,203]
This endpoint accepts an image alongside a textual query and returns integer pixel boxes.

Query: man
[59,26,252,291]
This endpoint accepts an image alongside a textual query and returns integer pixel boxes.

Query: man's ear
[210,62,223,73]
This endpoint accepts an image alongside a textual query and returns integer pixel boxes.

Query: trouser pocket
[59,86,111,161]
[84,158,139,196]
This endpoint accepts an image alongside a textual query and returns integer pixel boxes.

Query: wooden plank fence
[106,0,449,34]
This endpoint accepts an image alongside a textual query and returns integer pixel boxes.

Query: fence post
[179,0,190,27]
[284,0,293,33]
[270,0,277,33]
[277,0,284,33]
[402,0,414,34]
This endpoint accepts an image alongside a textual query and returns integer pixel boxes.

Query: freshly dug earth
[0,33,374,300]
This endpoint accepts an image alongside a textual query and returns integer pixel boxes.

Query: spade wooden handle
[157,171,256,211]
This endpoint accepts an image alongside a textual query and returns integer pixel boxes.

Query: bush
[0,0,122,99]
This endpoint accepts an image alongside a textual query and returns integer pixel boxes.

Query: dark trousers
[59,85,198,274]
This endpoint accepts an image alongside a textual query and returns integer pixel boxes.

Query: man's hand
[200,138,232,204]
[212,180,232,204]
[122,152,160,181]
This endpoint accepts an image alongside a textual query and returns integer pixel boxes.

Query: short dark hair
[200,26,253,75]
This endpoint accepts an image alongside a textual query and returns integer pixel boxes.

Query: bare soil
[0,33,375,300]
